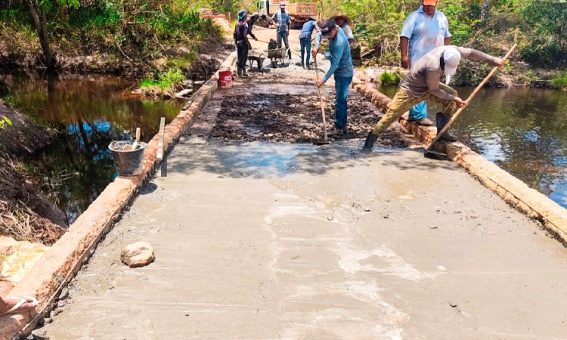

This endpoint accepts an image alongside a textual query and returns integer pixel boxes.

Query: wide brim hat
[329,14,353,27]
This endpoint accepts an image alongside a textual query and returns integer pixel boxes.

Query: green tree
[24,0,79,71]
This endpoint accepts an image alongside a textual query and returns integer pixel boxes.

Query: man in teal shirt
[316,20,354,132]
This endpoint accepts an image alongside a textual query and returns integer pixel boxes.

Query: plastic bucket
[108,141,148,176]
[218,69,233,88]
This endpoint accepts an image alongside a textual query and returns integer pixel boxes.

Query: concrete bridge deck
[34,28,567,339]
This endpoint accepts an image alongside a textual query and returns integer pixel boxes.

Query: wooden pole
[426,43,517,151]
[314,56,328,142]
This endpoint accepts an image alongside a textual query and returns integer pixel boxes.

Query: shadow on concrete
[165,139,457,179]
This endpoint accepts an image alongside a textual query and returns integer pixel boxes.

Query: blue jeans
[300,38,311,66]
[408,101,428,120]
[334,76,353,129]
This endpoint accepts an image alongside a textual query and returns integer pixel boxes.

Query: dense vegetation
[327,0,566,70]
[0,0,222,74]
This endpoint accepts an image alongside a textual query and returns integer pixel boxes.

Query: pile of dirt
[209,93,406,147]
[0,101,66,245]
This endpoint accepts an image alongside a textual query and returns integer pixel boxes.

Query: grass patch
[380,71,402,86]
[140,68,184,90]
[551,72,567,90]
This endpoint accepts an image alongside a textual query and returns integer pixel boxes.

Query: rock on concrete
[120,242,155,268]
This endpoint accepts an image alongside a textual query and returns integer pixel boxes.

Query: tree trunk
[480,0,490,22]
[26,0,58,71]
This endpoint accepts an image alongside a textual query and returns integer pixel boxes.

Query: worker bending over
[362,46,503,151]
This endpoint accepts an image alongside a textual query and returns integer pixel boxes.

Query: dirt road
[39,27,567,339]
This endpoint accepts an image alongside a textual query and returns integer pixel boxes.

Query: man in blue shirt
[299,17,319,69]
[316,20,354,132]
[401,0,451,126]
[272,3,292,59]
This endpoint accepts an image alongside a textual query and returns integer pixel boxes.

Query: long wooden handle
[314,57,328,141]
[426,44,517,150]
[135,127,141,142]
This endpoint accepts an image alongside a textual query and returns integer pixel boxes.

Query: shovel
[424,43,518,159]
[313,56,329,145]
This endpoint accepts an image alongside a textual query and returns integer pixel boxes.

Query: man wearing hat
[272,3,292,59]
[312,14,355,58]
[362,46,504,151]
[316,20,354,133]
[401,0,452,126]
[234,10,253,78]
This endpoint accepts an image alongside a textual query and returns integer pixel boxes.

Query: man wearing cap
[401,0,452,126]
[362,45,504,151]
[272,3,292,59]
[316,20,354,132]
[234,10,253,78]
[299,17,319,69]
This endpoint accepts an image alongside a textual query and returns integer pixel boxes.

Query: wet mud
[209,93,406,147]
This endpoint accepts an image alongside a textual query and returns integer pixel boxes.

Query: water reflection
[1,74,184,223]
[382,86,567,208]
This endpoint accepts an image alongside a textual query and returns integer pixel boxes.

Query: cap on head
[319,19,337,38]
[423,0,437,5]
[443,47,461,84]
[238,9,247,21]
[280,3,286,8]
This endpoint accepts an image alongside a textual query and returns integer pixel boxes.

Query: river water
[382,86,567,208]
[1,75,184,224]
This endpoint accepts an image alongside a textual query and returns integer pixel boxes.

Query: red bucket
[218,69,233,88]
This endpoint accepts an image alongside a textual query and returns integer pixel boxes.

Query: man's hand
[312,49,319,58]
[316,80,324,87]
[401,56,409,69]
[495,58,505,67]
[453,97,468,108]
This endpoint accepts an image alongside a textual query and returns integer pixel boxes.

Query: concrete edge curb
[354,82,567,244]
[0,52,237,339]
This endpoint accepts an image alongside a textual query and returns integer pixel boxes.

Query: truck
[257,0,317,29]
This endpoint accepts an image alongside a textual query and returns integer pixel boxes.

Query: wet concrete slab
[39,133,567,339]
[39,27,567,339]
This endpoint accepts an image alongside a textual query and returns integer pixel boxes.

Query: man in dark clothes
[234,10,253,78]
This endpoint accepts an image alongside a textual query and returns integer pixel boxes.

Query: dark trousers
[236,42,249,70]
[334,76,353,129]
[300,38,311,66]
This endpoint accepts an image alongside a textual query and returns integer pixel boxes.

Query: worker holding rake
[362,45,504,152]
[315,20,354,133]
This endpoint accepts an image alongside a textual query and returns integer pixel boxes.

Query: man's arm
[458,47,502,66]
[322,41,345,83]
[399,13,415,69]
[400,37,410,68]
[426,70,455,101]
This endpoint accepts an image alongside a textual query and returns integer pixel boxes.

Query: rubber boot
[288,50,292,59]
[241,68,249,78]
[362,132,378,152]
[436,112,458,142]
[236,68,243,77]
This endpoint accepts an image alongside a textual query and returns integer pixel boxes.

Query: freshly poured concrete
[40,134,567,338]
[41,27,567,339]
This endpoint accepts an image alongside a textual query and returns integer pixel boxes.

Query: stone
[59,287,69,300]
[121,242,155,268]
[175,89,193,98]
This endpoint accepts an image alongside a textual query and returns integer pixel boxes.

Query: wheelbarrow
[266,47,289,68]
[248,52,266,73]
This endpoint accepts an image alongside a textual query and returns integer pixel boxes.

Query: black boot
[236,68,243,77]
[362,132,378,152]
[436,112,458,142]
